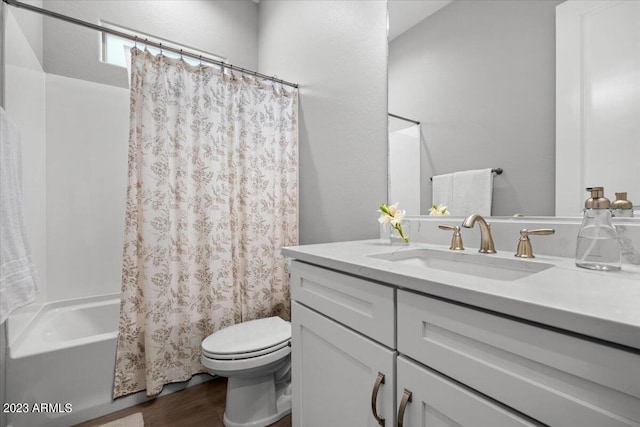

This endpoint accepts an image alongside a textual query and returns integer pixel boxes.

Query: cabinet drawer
[397,356,540,427]
[290,261,395,347]
[398,290,640,427]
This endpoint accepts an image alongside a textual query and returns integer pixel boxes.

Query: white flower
[390,208,405,225]
[388,202,399,217]
[428,204,450,216]
[378,213,391,225]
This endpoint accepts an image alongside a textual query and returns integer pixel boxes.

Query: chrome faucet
[462,214,496,253]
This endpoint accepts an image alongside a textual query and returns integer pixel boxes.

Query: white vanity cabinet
[289,259,640,427]
[290,261,396,427]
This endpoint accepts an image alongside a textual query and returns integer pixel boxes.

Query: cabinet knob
[397,388,413,427]
[371,372,386,426]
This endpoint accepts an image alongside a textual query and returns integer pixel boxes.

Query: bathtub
[6,294,211,427]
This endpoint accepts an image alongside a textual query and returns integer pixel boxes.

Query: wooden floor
[73,378,292,427]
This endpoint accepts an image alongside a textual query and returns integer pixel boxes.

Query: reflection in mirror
[388,113,421,216]
[555,0,640,216]
[389,0,640,218]
[388,0,560,217]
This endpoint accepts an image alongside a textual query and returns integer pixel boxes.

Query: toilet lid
[202,316,291,357]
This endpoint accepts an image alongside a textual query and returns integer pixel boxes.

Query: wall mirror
[387,0,640,218]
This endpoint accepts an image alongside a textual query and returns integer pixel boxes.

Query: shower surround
[4,10,134,426]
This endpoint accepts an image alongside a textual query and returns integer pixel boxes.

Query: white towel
[432,168,493,217]
[0,107,39,324]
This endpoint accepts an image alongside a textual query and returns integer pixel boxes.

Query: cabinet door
[292,302,396,427]
[396,356,540,427]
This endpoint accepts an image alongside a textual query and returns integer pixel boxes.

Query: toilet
[201,316,292,427]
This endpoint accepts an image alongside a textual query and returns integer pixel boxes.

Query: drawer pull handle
[397,388,413,427]
[371,372,386,426]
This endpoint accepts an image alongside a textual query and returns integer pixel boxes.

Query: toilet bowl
[201,316,292,427]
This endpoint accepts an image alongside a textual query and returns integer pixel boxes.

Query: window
[101,22,226,69]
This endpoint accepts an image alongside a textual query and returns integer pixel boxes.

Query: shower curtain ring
[180,49,183,60]
[159,43,163,55]
[134,36,137,49]
[199,55,203,66]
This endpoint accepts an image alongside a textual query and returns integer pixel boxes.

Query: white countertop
[282,240,640,351]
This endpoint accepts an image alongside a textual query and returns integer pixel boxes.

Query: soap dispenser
[611,192,634,217]
[575,187,621,271]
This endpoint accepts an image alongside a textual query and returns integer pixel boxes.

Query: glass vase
[389,224,410,246]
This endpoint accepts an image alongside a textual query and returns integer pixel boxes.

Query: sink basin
[368,248,554,281]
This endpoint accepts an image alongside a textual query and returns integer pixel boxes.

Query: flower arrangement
[378,202,408,243]
[428,203,450,216]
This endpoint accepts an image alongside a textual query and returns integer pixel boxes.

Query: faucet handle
[439,225,464,251]
[515,228,555,258]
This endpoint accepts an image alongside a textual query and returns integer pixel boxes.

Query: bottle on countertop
[575,187,621,271]
[611,192,634,217]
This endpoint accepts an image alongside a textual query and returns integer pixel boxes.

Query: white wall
[389,0,561,216]
[7,0,43,67]
[42,0,259,88]
[45,74,129,301]
[258,0,388,244]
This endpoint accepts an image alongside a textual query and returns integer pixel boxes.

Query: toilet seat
[202,344,291,373]
[203,339,290,360]
[202,316,291,361]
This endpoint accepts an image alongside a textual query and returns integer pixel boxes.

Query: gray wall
[389,0,561,216]
[42,0,259,88]
[258,0,388,244]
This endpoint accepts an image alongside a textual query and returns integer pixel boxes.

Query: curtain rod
[388,113,420,125]
[2,0,299,89]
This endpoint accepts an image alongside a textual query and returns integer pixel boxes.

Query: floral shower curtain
[113,48,298,398]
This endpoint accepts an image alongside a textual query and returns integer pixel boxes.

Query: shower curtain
[113,48,298,398]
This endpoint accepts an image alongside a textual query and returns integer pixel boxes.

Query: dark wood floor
[73,378,292,427]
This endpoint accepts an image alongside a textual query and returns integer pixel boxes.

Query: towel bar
[430,168,502,182]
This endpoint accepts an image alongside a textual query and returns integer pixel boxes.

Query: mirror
[388,0,640,218]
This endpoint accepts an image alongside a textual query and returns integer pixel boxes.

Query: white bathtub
[9,294,120,359]
[6,294,211,427]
